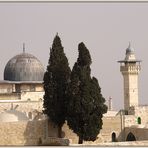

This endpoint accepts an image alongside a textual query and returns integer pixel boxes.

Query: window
[15,84,20,92]
[137,117,141,124]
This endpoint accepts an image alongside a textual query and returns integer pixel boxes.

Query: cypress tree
[43,34,71,137]
[66,42,107,144]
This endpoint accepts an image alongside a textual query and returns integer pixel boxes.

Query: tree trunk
[58,125,62,138]
[78,137,83,144]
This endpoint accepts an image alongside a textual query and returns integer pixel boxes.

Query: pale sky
[0,2,148,110]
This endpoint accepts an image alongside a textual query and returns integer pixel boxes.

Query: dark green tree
[66,42,107,144]
[43,34,71,137]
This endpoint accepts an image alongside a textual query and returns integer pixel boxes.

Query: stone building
[0,43,148,145]
[63,43,148,144]
[0,108,69,146]
[0,44,69,146]
[0,44,44,113]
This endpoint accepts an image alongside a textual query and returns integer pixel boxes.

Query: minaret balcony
[120,65,141,72]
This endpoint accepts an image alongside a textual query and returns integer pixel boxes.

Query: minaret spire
[23,43,25,53]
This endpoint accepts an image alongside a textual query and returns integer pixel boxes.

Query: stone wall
[0,83,44,101]
[62,121,79,144]
[62,115,122,144]
[71,140,148,146]
[35,84,44,91]
[0,91,44,101]
[124,115,138,127]
[21,91,44,101]
[125,127,148,141]
[128,106,148,125]
[42,137,70,146]
[100,115,122,142]
[0,118,68,146]
[0,101,43,113]
[0,93,20,100]
[20,84,31,92]
[20,84,43,92]
[0,120,46,145]
[0,83,13,93]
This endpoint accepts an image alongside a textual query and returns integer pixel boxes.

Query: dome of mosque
[126,42,134,55]
[0,110,29,122]
[125,42,136,61]
[4,45,44,81]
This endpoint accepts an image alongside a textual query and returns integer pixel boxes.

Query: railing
[120,65,141,72]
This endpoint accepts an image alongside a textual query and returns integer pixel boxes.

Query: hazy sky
[0,2,148,110]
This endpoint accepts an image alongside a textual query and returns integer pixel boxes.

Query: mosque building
[0,44,44,115]
[0,42,148,146]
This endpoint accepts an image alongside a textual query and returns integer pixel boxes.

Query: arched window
[126,132,136,141]
[137,117,141,124]
[112,132,116,142]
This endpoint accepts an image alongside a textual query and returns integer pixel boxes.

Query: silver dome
[126,42,134,55]
[4,52,44,81]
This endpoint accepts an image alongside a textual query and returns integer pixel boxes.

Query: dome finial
[23,43,25,53]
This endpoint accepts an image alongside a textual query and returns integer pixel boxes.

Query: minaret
[108,97,113,111]
[23,43,25,53]
[118,43,141,111]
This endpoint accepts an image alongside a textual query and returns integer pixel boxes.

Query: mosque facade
[0,43,148,145]
[0,45,44,115]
